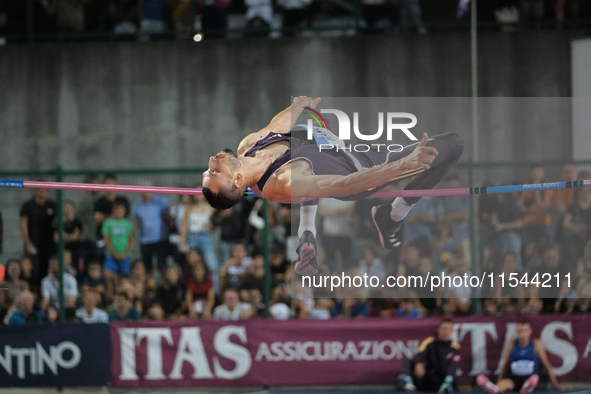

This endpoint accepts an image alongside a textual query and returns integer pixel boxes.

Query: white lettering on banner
[117,326,251,381]
[254,340,418,362]
[213,326,252,379]
[459,323,498,376]
[583,340,591,358]
[317,110,418,141]
[169,327,213,379]
[541,322,577,376]
[0,342,81,379]
[136,328,173,380]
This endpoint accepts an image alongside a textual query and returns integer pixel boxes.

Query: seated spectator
[444,256,471,316]
[477,319,569,393]
[551,164,577,218]
[536,244,569,313]
[156,265,186,319]
[0,259,29,312]
[109,291,141,321]
[184,259,215,318]
[495,252,520,299]
[40,255,78,311]
[82,261,107,299]
[139,0,171,34]
[269,302,291,320]
[357,245,386,281]
[308,298,333,319]
[213,288,251,320]
[277,0,313,36]
[397,319,459,393]
[245,0,272,36]
[103,198,134,298]
[180,248,205,280]
[145,299,165,320]
[576,239,591,294]
[397,298,423,318]
[332,296,370,319]
[403,196,435,250]
[246,288,265,318]
[269,247,290,282]
[220,242,252,291]
[75,289,109,323]
[19,255,38,294]
[562,185,591,265]
[436,175,470,263]
[118,259,156,314]
[239,254,268,299]
[46,305,58,323]
[8,291,45,325]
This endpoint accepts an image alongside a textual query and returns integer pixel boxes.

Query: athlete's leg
[371,132,464,249]
[295,199,319,275]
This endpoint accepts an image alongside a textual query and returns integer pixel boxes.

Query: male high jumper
[202,97,464,274]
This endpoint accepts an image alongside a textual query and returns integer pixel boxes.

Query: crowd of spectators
[0,0,589,39]
[0,165,590,325]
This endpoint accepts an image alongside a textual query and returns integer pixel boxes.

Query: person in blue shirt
[132,184,171,273]
[8,291,45,325]
[477,319,569,393]
[396,298,423,318]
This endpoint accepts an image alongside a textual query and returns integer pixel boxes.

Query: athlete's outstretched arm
[272,134,437,202]
[238,97,320,155]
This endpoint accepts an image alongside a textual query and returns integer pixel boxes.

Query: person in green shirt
[102,198,134,298]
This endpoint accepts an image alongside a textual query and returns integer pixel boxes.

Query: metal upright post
[262,200,272,317]
[56,166,65,322]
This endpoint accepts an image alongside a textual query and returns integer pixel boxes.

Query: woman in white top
[180,193,218,279]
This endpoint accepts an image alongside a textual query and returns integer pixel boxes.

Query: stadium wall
[0,31,578,173]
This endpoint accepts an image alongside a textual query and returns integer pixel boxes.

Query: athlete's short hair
[203,183,246,210]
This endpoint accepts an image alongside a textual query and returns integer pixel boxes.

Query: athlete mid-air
[202,97,464,274]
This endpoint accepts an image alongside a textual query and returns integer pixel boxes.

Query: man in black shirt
[19,187,57,286]
[398,319,460,393]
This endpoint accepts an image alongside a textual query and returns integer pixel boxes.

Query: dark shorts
[508,374,532,391]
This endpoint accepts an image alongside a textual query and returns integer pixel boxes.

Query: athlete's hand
[293,96,321,110]
[400,133,438,171]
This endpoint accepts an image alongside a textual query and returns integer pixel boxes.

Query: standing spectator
[8,291,45,325]
[109,291,141,321]
[132,183,171,273]
[40,256,79,311]
[77,174,100,268]
[75,289,109,323]
[180,193,218,279]
[562,185,591,265]
[211,199,249,266]
[479,181,502,258]
[269,247,290,282]
[102,198,134,298]
[93,173,130,249]
[169,193,191,260]
[201,0,230,38]
[184,259,215,318]
[436,175,470,264]
[492,191,524,269]
[277,0,313,36]
[245,0,272,36]
[19,255,38,294]
[551,164,577,217]
[19,187,57,287]
[156,266,186,319]
[55,200,83,277]
[520,167,552,250]
[213,288,252,320]
[0,259,29,312]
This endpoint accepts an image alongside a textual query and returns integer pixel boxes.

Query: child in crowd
[102,198,134,298]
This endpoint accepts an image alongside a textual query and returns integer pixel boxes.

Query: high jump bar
[0,179,589,199]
